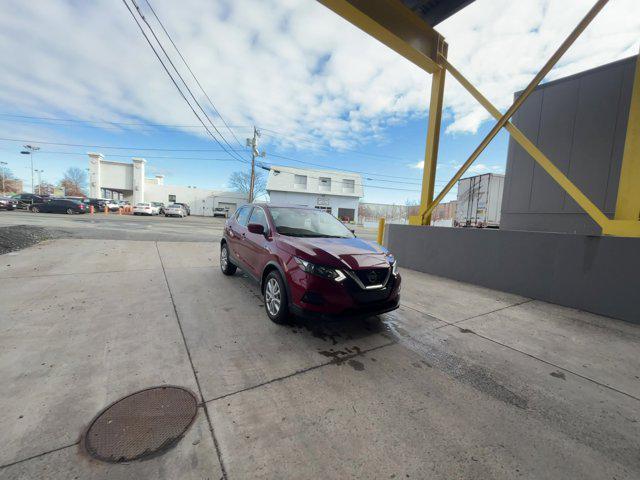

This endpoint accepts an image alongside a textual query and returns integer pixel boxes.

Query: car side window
[248,207,269,232]
[236,206,251,226]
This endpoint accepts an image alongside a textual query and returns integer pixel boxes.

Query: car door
[227,205,252,265]
[243,206,271,277]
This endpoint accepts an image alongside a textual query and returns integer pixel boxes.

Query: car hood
[276,236,392,270]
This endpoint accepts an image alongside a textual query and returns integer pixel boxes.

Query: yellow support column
[377,217,385,245]
[415,41,447,226]
[614,50,640,222]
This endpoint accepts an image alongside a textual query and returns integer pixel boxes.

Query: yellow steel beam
[417,40,448,225]
[317,0,443,74]
[614,50,640,221]
[442,58,610,229]
[418,0,610,223]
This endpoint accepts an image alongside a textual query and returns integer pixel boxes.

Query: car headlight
[386,254,398,276]
[294,257,346,282]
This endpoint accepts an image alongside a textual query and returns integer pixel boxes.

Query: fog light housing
[301,291,325,305]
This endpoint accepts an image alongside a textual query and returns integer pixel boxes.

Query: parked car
[12,193,45,209]
[221,204,400,323]
[174,202,190,215]
[164,204,186,218]
[118,200,131,209]
[213,207,230,218]
[31,198,86,214]
[133,202,157,215]
[151,202,165,215]
[0,196,17,210]
[105,199,120,212]
[82,198,107,212]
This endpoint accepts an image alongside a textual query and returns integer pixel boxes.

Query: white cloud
[0,0,637,148]
[467,163,505,175]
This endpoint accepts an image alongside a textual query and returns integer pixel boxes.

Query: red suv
[220,204,400,323]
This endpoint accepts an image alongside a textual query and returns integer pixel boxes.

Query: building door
[338,208,355,222]
[218,202,237,214]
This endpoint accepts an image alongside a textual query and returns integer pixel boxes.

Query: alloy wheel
[220,246,228,269]
[265,278,281,316]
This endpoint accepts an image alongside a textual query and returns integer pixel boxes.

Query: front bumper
[287,265,401,320]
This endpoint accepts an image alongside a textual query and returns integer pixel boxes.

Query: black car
[12,193,45,209]
[31,198,86,214]
[174,202,190,215]
[83,198,107,212]
[0,196,17,210]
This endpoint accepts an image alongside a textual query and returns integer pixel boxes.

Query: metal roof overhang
[316,0,474,73]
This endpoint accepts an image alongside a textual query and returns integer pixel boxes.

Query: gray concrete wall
[501,56,637,234]
[387,224,640,324]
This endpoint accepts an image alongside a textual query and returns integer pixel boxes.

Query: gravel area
[0,225,68,255]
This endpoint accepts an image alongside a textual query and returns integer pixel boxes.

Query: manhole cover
[84,386,197,463]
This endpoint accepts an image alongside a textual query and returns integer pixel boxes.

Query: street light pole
[20,145,40,194]
[35,169,44,195]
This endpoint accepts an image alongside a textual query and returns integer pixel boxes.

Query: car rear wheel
[66,208,74,214]
[31,206,39,213]
[220,243,237,276]
[264,271,290,324]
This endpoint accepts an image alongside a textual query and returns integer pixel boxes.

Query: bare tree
[228,170,266,198]
[60,167,87,197]
[1,167,22,193]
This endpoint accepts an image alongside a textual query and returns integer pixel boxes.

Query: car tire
[66,208,74,215]
[32,206,39,213]
[264,270,290,324]
[220,243,237,276]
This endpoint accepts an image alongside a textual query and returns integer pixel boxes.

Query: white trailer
[455,173,505,228]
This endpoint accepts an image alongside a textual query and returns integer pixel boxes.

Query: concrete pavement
[1,238,639,479]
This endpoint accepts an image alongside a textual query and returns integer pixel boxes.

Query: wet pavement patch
[83,386,197,463]
[550,371,566,380]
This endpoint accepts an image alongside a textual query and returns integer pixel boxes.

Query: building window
[294,174,307,190]
[168,194,176,203]
[319,177,331,192]
[342,179,355,193]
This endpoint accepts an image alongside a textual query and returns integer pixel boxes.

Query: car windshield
[269,207,353,238]
[137,203,150,207]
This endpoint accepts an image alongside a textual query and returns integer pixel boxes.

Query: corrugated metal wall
[500,56,637,234]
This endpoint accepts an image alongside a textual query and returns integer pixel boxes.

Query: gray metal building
[500,56,637,235]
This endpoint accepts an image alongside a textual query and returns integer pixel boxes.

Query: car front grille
[350,268,390,288]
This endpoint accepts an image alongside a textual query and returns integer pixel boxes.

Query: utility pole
[246,126,266,203]
[0,161,6,193]
[35,169,44,195]
[20,145,40,194]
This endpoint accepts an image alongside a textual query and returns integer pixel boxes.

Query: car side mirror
[247,223,265,235]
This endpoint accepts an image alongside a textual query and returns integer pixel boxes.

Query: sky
[0,0,638,204]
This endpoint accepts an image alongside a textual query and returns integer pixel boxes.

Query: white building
[88,153,248,216]
[266,165,362,222]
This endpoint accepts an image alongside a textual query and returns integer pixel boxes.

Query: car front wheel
[32,206,40,213]
[264,270,290,324]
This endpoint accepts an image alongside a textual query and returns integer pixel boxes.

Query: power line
[266,152,443,184]
[121,0,248,166]
[0,136,243,152]
[0,113,252,130]
[260,127,414,163]
[140,0,245,148]
[0,135,435,184]
[127,0,248,165]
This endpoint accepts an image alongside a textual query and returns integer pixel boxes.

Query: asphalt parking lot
[1,213,639,479]
[0,210,379,243]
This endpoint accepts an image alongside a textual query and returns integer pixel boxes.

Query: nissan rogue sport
[220,204,400,323]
